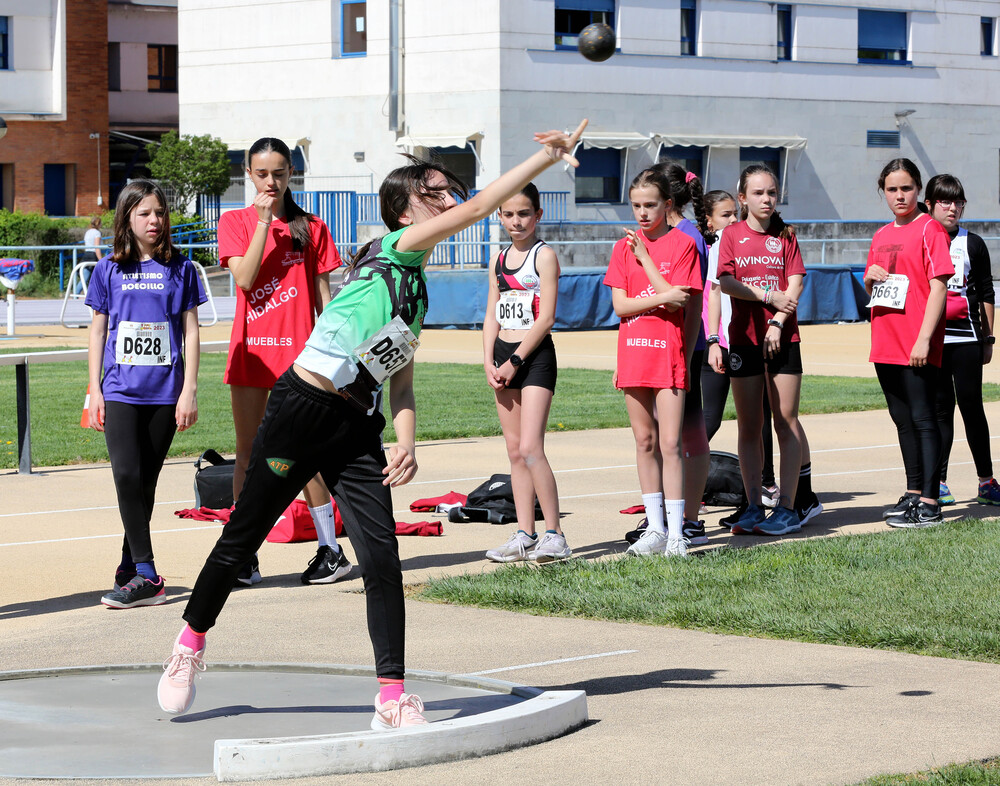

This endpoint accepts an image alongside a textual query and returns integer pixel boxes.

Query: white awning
[394,132,483,151]
[579,131,652,150]
[652,134,807,151]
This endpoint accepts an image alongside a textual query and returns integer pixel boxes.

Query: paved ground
[2,312,1000,785]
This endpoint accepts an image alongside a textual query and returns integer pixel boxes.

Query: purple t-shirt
[676,218,708,351]
[85,253,206,405]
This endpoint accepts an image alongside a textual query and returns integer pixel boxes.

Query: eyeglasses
[936,200,967,209]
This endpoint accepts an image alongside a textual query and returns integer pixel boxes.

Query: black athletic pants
[183,368,405,680]
[104,401,176,565]
[875,363,941,500]
[701,354,776,486]
[936,342,993,481]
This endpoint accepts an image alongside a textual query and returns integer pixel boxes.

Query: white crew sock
[309,502,339,552]
[664,499,685,541]
[642,493,665,533]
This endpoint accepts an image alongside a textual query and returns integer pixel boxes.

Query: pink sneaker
[370,692,428,730]
[157,631,206,715]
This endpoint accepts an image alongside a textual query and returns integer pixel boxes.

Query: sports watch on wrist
[509,353,524,367]
[987,335,996,345]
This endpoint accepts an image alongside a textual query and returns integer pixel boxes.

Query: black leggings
[875,363,941,499]
[104,401,177,565]
[937,342,993,481]
[701,352,776,486]
[183,368,405,679]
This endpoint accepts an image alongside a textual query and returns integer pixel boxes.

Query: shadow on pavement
[0,584,191,619]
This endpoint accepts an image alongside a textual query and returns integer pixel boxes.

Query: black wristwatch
[987,335,996,345]
[509,353,524,367]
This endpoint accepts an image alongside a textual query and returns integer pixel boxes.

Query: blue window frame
[147,45,177,92]
[740,147,784,203]
[858,9,907,64]
[777,5,792,61]
[680,0,697,56]
[555,0,614,50]
[341,1,367,57]
[575,147,622,204]
[658,146,703,181]
[982,17,995,57]
[0,17,10,70]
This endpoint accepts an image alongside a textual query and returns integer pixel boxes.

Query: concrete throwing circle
[0,664,587,780]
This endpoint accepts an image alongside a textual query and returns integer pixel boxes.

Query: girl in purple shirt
[86,180,206,609]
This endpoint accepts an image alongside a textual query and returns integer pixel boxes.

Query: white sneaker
[532,532,572,563]
[626,528,669,556]
[665,537,689,557]
[486,530,537,563]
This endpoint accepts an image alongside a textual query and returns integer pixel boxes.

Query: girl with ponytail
[217,137,345,586]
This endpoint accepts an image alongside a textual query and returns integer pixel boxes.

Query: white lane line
[0,500,193,519]
[815,461,972,479]
[0,523,224,548]
[465,649,637,676]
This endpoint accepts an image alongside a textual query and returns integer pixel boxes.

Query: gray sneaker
[532,532,572,563]
[486,530,538,563]
[626,528,669,556]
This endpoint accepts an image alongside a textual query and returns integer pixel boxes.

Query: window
[739,147,784,202]
[982,17,995,56]
[341,1,367,56]
[867,130,900,148]
[108,43,120,91]
[0,164,12,212]
[575,147,621,203]
[777,5,792,61]
[658,145,703,181]
[858,9,907,64]
[431,146,476,190]
[680,0,697,56]
[43,164,75,216]
[555,0,614,50]
[147,44,177,92]
[0,17,9,70]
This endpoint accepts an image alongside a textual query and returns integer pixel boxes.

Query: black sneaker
[114,567,137,591]
[883,493,918,520]
[683,518,708,545]
[300,545,353,585]
[887,500,943,529]
[101,575,166,609]
[625,517,648,545]
[235,553,262,586]
[795,493,824,527]
[719,502,748,529]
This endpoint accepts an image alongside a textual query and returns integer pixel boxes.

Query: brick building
[0,0,109,216]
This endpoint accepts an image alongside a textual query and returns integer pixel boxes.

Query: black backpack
[447,473,543,525]
[193,449,236,509]
[703,451,746,507]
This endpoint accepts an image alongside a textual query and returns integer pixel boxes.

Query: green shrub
[0,210,86,279]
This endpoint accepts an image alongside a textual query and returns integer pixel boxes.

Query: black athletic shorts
[727,342,802,378]
[494,335,557,391]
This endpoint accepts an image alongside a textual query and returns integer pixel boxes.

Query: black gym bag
[447,473,543,525]
[703,450,746,507]
[193,449,236,509]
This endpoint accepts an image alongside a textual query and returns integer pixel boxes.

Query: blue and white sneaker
[938,482,956,506]
[730,504,765,535]
[753,506,802,536]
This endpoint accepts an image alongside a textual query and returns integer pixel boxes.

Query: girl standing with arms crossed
[717,165,814,536]
[865,159,955,527]
[219,138,344,585]
[157,121,588,730]
[605,167,702,557]
[483,183,570,563]
[87,180,205,608]
[923,174,999,506]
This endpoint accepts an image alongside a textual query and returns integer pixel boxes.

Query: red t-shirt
[717,222,806,346]
[865,213,954,367]
[219,206,342,387]
[603,229,702,390]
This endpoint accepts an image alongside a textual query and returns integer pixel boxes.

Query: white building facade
[178,0,1000,222]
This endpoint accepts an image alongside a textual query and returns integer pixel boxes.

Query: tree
[147,130,230,211]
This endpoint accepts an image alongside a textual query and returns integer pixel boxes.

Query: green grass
[420,519,1000,664]
[858,758,1000,784]
[2,353,999,468]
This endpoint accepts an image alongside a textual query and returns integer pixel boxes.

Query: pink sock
[378,679,404,705]
[179,625,206,653]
